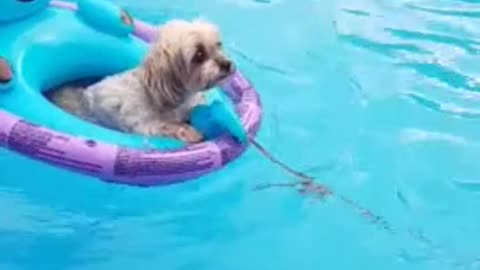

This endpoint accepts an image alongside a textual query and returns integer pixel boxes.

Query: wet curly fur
[48,19,235,143]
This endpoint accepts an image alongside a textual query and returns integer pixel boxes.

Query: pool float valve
[76,0,134,37]
[0,57,14,92]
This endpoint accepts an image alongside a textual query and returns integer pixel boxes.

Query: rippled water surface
[2,0,480,269]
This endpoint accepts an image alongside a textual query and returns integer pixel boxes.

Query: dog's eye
[192,44,207,64]
[216,42,222,48]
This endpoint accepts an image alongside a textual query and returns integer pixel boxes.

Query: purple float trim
[0,0,263,186]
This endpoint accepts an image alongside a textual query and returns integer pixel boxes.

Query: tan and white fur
[47,19,235,143]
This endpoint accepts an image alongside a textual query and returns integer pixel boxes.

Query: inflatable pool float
[0,0,262,186]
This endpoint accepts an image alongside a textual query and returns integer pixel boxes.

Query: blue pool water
[2,0,480,269]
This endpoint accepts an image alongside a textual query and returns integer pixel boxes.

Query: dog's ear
[142,45,185,110]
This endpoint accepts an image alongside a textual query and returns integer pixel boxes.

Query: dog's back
[46,86,96,123]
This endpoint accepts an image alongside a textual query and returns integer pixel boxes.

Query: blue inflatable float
[0,0,262,186]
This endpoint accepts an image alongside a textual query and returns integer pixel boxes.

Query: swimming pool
[1,0,480,269]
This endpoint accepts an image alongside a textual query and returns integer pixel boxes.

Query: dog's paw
[135,122,203,143]
[175,125,203,143]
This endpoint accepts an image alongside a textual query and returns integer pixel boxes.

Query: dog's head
[143,19,235,108]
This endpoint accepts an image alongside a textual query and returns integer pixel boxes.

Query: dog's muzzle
[219,59,233,73]
[216,57,235,74]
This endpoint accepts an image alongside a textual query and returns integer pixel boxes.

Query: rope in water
[248,138,475,266]
[250,137,392,233]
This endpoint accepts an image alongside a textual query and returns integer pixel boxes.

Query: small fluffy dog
[48,19,235,143]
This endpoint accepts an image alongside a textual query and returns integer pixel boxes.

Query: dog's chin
[206,72,235,90]
[198,70,236,92]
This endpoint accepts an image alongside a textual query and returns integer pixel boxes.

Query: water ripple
[341,9,371,17]
[227,45,291,76]
[399,128,469,145]
[338,34,431,57]
[385,27,480,54]
[406,4,480,18]
[452,179,480,193]
[405,92,480,119]
[337,3,480,263]
[397,61,480,92]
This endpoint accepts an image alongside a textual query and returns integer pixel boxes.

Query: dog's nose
[219,60,233,73]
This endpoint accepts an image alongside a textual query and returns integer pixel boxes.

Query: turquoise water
[2,0,480,269]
